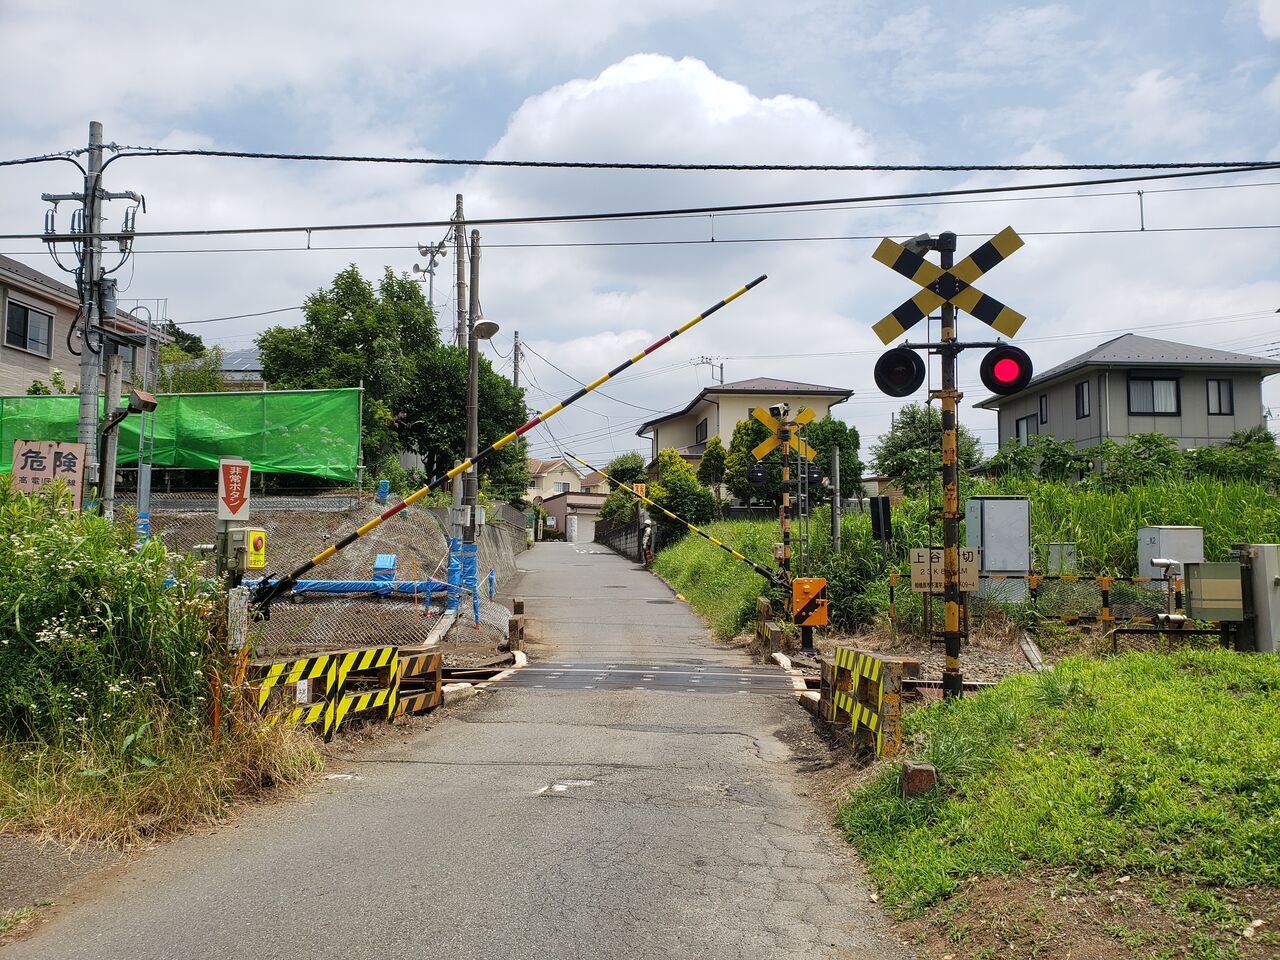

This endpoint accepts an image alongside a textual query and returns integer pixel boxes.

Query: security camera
[904,233,934,255]
[768,403,788,419]
[127,388,158,413]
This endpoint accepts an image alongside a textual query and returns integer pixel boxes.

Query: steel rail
[250,274,767,613]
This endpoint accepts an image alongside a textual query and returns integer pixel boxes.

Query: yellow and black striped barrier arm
[564,451,786,588]
[251,275,767,613]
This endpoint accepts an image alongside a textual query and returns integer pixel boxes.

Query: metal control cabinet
[1137,526,1203,579]
[966,496,1030,600]
[1234,544,1280,654]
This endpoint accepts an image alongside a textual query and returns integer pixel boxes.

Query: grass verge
[837,648,1280,958]
[0,710,321,847]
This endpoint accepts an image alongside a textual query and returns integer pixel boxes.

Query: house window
[5,300,52,356]
[1038,395,1048,424]
[553,481,571,493]
[1075,380,1090,419]
[1207,378,1233,416]
[1128,375,1180,416]
[695,417,708,444]
[1015,413,1039,446]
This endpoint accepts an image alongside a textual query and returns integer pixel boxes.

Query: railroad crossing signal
[751,406,816,461]
[979,343,1033,395]
[871,226,1026,345]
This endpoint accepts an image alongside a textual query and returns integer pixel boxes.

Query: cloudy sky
[2,0,1278,469]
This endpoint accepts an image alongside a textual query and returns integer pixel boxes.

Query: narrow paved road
[9,543,907,960]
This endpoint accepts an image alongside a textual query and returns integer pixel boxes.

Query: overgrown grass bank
[652,477,1280,638]
[838,649,1280,955]
[0,478,319,845]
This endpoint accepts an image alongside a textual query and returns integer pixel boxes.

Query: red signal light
[980,345,1033,395]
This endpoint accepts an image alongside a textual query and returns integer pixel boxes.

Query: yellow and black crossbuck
[871,226,1026,344]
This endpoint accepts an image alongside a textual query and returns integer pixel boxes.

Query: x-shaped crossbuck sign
[751,405,816,461]
[871,226,1026,345]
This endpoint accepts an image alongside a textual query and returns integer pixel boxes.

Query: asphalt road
[9,542,908,960]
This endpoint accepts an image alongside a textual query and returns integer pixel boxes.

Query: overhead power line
[176,305,302,326]
[12,163,1279,243]
[97,146,1275,173]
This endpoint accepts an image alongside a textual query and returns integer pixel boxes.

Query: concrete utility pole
[831,444,842,555]
[78,122,105,478]
[450,194,467,535]
[463,229,481,543]
[512,330,520,388]
[453,194,467,349]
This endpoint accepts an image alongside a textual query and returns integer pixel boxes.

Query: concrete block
[900,760,937,797]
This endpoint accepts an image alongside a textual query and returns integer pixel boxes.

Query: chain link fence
[143,492,524,656]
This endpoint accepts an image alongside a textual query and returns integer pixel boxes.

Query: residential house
[975,334,1280,449]
[541,489,607,543]
[220,346,267,390]
[636,376,853,472]
[526,456,585,500]
[1,254,162,396]
[579,470,607,494]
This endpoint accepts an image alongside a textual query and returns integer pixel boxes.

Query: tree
[805,416,863,499]
[871,403,983,494]
[256,264,528,495]
[649,448,715,544]
[157,343,225,393]
[696,435,727,514]
[604,451,647,488]
[162,319,207,357]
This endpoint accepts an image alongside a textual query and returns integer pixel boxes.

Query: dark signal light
[980,344,1033,395]
[873,346,926,397]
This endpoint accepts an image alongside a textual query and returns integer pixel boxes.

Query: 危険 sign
[909,547,980,592]
[218,457,252,520]
[12,439,87,510]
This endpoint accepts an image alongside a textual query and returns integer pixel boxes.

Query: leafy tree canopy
[650,448,715,543]
[871,403,983,495]
[157,343,225,393]
[162,319,207,357]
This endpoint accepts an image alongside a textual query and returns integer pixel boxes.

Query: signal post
[870,228,1032,697]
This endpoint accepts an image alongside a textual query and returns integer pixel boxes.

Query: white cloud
[1260,0,1280,37]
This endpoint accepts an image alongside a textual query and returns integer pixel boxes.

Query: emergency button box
[230,527,267,571]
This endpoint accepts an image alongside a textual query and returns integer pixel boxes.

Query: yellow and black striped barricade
[248,652,341,739]
[395,649,443,717]
[827,648,920,758]
[332,645,400,731]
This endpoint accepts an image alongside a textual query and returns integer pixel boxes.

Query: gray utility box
[1232,544,1280,653]
[1137,526,1204,579]
[967,496,1030,601]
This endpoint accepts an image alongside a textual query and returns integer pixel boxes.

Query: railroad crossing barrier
[820,648,921,758]
[248,643,444,740]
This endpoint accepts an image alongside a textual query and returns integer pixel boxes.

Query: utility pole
[936,231,963,701]
[78,123,104,478]
[450,194,467,536]
[463,229,481,543]
[512,330,520,388]
[453,194,467,349]
[831,444,842,555]
[42,121,144,502]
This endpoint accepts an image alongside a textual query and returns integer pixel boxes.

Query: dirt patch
[0,836,119,917]
[898,873,1280,960]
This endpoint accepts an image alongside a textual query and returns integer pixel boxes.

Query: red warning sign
[218,458,252,520]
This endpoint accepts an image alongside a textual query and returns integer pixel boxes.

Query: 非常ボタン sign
[750,406,817,461]
[909,547,980,592]
[218,457,252,520]
[11,439,87,510]
[872,226,1026,344]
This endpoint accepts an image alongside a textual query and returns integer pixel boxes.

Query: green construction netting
[1,388,361,481]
